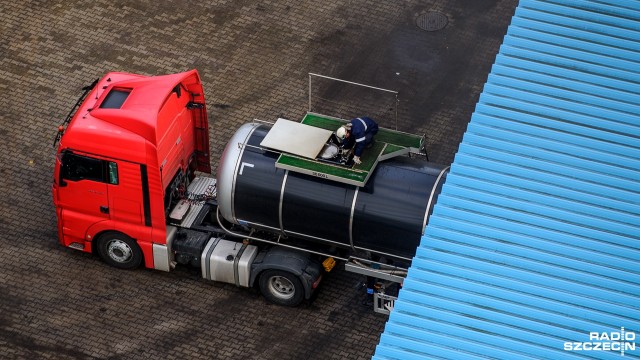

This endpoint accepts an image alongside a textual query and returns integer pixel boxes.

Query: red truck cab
[52,70,210,270]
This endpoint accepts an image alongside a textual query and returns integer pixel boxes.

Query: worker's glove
[353,156,362,165]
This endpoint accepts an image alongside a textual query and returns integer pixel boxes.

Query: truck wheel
[96,232,142,270]
[258,270,304,307]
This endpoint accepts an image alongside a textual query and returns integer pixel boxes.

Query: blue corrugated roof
[375,0,640,359]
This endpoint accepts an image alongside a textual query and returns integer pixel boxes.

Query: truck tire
[96,232,143,270]
[258,270,304,307]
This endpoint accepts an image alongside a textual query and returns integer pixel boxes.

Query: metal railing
[308,73,399,130]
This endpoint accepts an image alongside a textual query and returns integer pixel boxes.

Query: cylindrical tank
[217,123,449,260]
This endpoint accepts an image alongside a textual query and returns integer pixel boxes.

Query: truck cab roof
[59,70,203,165]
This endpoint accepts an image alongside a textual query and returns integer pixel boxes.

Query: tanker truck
[52,70,449,311]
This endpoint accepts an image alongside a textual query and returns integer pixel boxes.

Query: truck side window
[108,162,118,185]
[61,152,105,183]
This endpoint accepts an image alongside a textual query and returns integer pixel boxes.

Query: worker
[335,117,379,165]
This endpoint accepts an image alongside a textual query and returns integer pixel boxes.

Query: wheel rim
[107,239,133,263]
[267,275,295,301]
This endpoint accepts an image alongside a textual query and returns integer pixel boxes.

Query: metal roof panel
[375,0,640,358]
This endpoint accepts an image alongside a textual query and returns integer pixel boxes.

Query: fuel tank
[217,123,449,260]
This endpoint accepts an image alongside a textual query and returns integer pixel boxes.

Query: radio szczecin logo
[564,328,636,356]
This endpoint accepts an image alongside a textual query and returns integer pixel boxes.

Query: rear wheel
[259,270,304,306]
[96,232,143,270]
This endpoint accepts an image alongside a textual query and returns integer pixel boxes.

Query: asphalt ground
[0,0,517,359]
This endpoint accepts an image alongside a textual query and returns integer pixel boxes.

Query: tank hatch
[263,113,427,187]
[259,118,333,158]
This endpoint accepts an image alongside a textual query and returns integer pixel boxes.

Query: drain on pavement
[416,11,448,32]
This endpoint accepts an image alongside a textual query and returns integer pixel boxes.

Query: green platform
[273,113,426,187]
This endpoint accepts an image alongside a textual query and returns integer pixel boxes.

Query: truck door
[56,151,112,247]
[105,160,150,240]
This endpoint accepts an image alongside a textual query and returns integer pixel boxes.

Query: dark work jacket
[342,117,378,156]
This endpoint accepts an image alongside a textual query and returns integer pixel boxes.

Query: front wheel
[96,232,143,270]
[258,270,304,307]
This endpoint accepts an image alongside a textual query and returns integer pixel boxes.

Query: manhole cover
[416,11,448,31]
